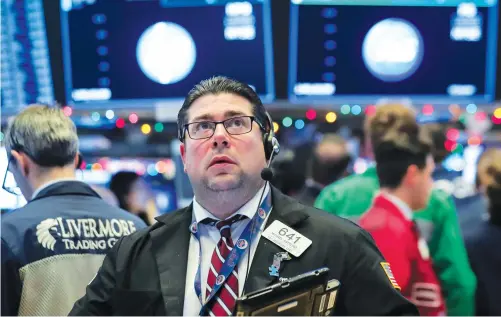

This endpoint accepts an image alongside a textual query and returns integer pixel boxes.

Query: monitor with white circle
[60,0,275,110]
[288,0,499,105]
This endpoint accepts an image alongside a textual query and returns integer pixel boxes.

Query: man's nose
[212,124,230,148]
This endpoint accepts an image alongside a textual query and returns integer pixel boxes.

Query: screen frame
[287,0,499,105]
[59,0,276,110]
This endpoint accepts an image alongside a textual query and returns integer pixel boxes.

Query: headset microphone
[260,168,273,182]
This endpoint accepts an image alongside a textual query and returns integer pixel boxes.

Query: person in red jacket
[359,123,446,316]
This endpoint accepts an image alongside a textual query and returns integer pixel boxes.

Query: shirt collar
[31,178,82,200]
[380,192,413,220]
[193,185,270,223]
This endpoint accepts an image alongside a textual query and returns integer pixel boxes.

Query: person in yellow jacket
[315,104,476,316]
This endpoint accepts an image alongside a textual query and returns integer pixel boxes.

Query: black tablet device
[234,268,340,316]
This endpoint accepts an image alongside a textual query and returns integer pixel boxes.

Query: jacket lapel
[151,207,193,316]
[244,187,309,293]
[150,187,310,311]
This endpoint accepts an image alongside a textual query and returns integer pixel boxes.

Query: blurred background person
[315,104,476,316]
[1,105,147,316]
[109,171,159,226]
[269,143,314,197]
[90,185,119,207]
[424,123,488,237]
[295,134,351,205]
[360,122,446,316]
[465,148,501,316]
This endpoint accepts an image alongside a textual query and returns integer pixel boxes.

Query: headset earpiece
[263,112,279,160]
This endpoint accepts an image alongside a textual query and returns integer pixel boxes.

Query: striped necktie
[204,214,246,316]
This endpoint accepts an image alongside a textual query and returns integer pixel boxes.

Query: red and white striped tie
[205,215,246,316]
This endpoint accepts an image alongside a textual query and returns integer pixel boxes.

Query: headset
[262,111,280,161]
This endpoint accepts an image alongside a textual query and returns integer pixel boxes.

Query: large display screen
[60,0,274,109]
[1,0,54,115]
[289,0,499,104]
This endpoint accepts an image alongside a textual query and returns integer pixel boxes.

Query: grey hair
[4,104,79,167]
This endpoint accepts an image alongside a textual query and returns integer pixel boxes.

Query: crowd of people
[277,104,500,316]
[1,76,500,316]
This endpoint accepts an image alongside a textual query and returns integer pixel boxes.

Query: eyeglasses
[183,116,263,140]
[2,158,22,196]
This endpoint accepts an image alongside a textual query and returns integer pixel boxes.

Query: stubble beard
[202,171,246,204]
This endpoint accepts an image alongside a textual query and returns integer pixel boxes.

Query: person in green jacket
[315,104,476,316]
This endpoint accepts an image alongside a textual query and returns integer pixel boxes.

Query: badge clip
[268,252,291,277]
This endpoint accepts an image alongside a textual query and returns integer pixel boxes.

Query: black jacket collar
[151,186,310,315]
[31,181,101,202]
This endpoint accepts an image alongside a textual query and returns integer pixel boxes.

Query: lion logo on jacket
[36,218,59,251]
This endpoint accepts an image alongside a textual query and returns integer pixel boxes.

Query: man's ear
[10,150,29,177]
[402,164,419,187]
[74,153,83,169]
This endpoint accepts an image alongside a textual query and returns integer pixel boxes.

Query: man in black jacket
[71,77,418,316]
[295,134,351,206]
[1,105,146,316]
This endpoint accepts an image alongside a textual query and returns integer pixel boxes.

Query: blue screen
[289,0,499,105]
[60,0,274,108]
[1,0,54,115]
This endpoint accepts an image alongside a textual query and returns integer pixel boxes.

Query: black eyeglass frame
[2,157,21,196]
[1,144,83,196]
[181,115,266,140]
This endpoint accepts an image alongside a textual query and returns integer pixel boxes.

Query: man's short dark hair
[177,76,269,141]
[375,127,432,189]
[109,171,140,211]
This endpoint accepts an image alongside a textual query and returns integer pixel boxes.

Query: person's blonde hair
[477,148,501,191]
[477,147,501,221]
[365,104,418,149]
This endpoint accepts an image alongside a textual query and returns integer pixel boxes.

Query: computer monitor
[1,0,54,115]
[289,0,499,105]
[60,0,275,109]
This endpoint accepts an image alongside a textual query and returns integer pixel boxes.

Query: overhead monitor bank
[1,0,54,115]
[289,0,499,105]
[60,0,274,109]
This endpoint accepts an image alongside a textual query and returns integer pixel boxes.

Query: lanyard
[189,191,272,315]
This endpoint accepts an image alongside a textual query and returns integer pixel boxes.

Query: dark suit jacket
[295,183,323,206]
[465,219,501,316]
[70,187,418,316]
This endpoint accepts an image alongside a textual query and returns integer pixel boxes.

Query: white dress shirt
[380,192,413,220]
[183,185,271,316]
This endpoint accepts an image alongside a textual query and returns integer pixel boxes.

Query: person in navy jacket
[465,148,501,316]
[1,105,146,316]
[424,123,488,236]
